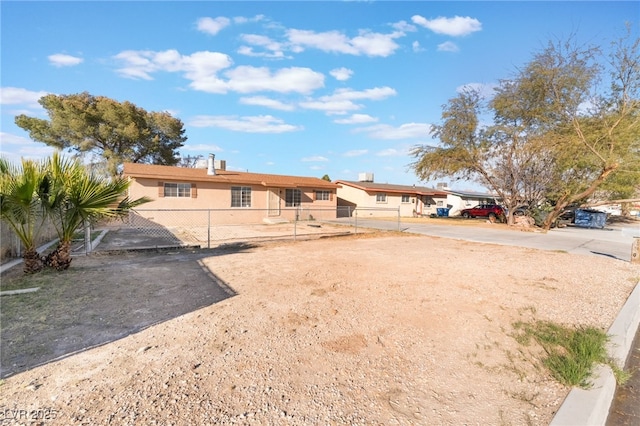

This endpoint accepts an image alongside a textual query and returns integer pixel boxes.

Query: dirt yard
[1,232,639,425]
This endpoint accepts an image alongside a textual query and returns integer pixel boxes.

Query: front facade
[442,188,499,216]
[123,162,340,225]
[335,179,448,218]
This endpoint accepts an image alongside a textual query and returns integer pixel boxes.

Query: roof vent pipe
[207,153,216,175]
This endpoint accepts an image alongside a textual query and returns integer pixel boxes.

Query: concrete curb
[550,282,640,426]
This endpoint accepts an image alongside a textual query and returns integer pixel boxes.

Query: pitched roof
[334,180,447,196]
[123,163,340,189]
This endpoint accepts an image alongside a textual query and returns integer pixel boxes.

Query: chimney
[207,153,216,175]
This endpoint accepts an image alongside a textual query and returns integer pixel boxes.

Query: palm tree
[42,153,149,270]
[0,157,48,273]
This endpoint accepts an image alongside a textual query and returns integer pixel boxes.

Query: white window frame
[376,193,387,203]
[401,194,411,203]
[231,186,252,208]
[164,182,191,198]
[315,190,330,201]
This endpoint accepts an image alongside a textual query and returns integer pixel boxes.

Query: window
[376,193,387,203]
[315,190,330,201]
[286,189,301,207]
[437,200,444,207]
[401,194,410,203]
[231,186,251,207]
[164,182,191,198]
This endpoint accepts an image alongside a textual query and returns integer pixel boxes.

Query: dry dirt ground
[1,231,640,425]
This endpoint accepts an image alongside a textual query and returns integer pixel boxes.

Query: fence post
[84,220,91,254]
[397,207,401,232]
[294,207,298,241]
[632,237,640,264]
[355,208,358,234]
[207,209,211,249]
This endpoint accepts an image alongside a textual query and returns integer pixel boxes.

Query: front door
[268,189,281,216]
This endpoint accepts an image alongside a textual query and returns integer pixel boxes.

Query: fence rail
[1,206,402,262]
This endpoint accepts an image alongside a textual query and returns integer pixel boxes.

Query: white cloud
[114,49,323,95]
[412,41,424,52]
[188,115,302,134]
[412,15,482,37]
[327,86,396,101]
[238,34,286,58]
[0,87,49,108]
[114,49,231,81]
[300,86,396,115]
[376,148,407,157]
[0,132,56,161]
[437,41,459,53]
[223,66,324,94]
[286,28,403,57]
[240,96,295,111]
[301,156,329,162]
[48,53,83,67]
[330,67,353,81]
[343,149,368,157]
[334,114,378,124]
[299,99,361,115]
[355,123,431,140]
[197,17,231,35]
[233,15,265,24]
[180,143,224,152]
[391,20,417,32]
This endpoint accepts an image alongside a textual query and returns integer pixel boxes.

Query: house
[334,174,448,218]
[436,183,500,216]
[123,155,340,225]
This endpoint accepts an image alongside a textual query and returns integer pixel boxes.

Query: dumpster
[573,209,607,229]
[436,208,450,217]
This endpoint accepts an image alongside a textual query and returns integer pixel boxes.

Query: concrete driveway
[334,218,640,262]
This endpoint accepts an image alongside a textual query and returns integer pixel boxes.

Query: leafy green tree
[15,92,187,176]
[321,174,331,181]
[40,152,150,270]
[0,157,48,273]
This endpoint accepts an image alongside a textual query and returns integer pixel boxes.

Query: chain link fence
[1,206,402,261]
[98,206,399,250]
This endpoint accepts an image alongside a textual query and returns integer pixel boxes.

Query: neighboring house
[334,174,448,218]
[437,184,499,216]
[123,156,340,225]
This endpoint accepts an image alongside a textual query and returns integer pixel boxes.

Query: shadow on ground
[0,243,255,379]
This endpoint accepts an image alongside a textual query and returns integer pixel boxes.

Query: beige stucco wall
[337,185,448,218]
[127,177,337,225]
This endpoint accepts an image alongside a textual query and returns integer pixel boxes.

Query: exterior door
[268,188,281,216]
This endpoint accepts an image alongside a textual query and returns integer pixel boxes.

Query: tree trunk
[22,248,44,274]
[45,240,73,271]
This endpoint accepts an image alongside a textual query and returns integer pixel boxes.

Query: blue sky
[1,1,637,190]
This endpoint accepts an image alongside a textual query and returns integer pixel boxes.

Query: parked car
[460,204,505,219]
[512,206,530,216]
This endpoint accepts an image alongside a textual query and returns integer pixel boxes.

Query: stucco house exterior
[334,175,448,217]
[437,184,500,216]
[123,156,340,225]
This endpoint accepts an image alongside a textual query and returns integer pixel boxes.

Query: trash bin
[436,208,450,217]
[573,209,607,229]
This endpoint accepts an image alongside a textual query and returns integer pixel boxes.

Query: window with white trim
[376,193,387,203]
[164,182,191,197]
[315,190,330,201]
[401,194,410,203]
[285,189,301,207]
[231,186,251,207]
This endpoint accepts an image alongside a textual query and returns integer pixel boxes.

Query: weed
[512,320,624,388]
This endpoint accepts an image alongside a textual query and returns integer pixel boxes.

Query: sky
[1,1,638,190]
